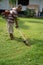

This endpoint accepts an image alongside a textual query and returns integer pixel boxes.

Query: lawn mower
[17,28,29,46]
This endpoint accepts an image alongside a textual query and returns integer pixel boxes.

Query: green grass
[0,17,43,65]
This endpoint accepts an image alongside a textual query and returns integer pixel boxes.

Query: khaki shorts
[7,22,14,34]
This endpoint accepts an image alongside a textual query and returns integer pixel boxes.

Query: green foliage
[9,0,16,6]
[24,9,35,17]
[0,0,2,1]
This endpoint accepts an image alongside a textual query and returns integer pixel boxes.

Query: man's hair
[18,4,22,9]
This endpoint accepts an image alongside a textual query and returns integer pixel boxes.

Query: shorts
[7,22,14,34]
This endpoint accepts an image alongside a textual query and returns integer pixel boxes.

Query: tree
[0,0,2,1]
[9,0,16,7]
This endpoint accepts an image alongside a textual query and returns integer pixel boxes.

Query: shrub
[24,9,35,17]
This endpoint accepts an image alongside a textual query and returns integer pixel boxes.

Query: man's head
[17,4,22,12]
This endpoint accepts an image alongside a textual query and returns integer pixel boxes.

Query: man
[5,4,22,40]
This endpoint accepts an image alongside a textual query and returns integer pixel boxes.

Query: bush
[24,9,35,17]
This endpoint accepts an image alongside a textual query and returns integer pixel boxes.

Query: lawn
[0,17,43,65]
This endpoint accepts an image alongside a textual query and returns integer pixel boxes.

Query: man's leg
[10,33,14,40]
[8,23,14,40]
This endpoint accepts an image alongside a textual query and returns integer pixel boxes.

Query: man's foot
[10,37,14,40]
[10,33,14,40]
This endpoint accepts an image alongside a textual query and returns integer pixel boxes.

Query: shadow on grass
[7,37,24,43]
[17,37,43,46]
[19,20,29,30]
[27,20,43,24]
[28,38,43,46]
[9,37,43,46]
[15,37,23,43]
